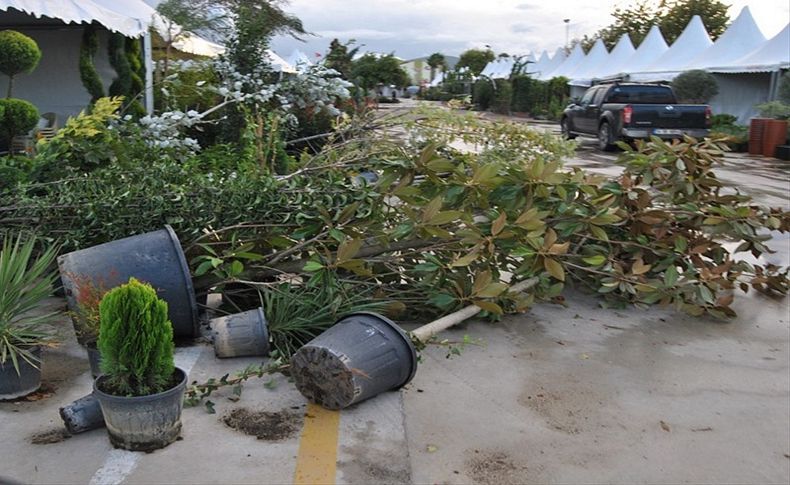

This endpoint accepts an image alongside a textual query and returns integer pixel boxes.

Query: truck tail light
[622,104,633,124]
[705,106,712,127]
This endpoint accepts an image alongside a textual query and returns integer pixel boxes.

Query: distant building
[401,55,459,85]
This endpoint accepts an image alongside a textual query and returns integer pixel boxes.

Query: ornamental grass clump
[97,278,175,396]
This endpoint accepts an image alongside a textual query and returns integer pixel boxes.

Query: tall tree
[659,0,729,44]
[426,52,446,81]
[156,0,216,77]
[324,39,359,79]
[456,48,495,76]
[350,54,409,93]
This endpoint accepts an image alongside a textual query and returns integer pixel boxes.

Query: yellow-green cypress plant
[97,278,175,396]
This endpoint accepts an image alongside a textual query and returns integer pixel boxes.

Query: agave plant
[0,234,59,374]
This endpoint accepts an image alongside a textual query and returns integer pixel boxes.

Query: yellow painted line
[294,403,341,485]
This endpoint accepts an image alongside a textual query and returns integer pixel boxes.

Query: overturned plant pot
[58,226,199,338]
[93,367,187,452]
[211,308,269,358]
[86,343,102,379]
[290,312,417,410]
[0,347,42,401]
[60,393,105,434]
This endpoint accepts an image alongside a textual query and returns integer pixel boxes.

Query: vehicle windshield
[606,86,676,104]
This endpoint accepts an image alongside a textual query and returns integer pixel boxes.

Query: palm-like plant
[0,234,59,374]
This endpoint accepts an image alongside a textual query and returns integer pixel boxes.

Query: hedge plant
[0,98,38,148]
[79,26,105,102]
[672,69,719,104]
[98,278,175,396]
[0,30,41,98]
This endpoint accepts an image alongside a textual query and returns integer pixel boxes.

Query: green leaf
[229,260,244,276]
[303,261,324,272]
[477,282,509,298]
[194,260,214,277]
[491,212,507,236]
[336,239,363,263]
[451,252,479,267]
[582,255,606,266]
[429,293,457,310]
[422,196,443,223]
[428,211,463,225]
[664,265,679,286]
[473,300,503,315]
[329,228,345,242]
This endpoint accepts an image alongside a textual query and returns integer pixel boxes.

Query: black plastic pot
[93,367,187,452]
[60,393,105,434]
[58,226,198,338]
[86,343,101,379]
[0,347,42,401]
[290,312,417,410]
[211,308,269,358]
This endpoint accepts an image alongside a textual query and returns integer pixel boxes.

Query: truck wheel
[597,122,615,151]
[560,118,576,140]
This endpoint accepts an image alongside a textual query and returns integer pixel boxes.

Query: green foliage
[0,30,41,97]
[778,72,790,105]
[350,54,410,92]
[0,98,39,146]
[0,234,59,374]
[754,101,790,120]
[457,49,495,76]
[660,0,729,44]
[324,38,359,79]
[672,70,719,103]
[0,156,34,191]
[710,114,737,126]
[473,79,495,111]
[98,278,175,396]
[79,26,105,102]
[492,79,512,115]
[32,97,126,180]
[108,33,145,117]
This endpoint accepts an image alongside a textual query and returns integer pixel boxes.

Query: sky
[269,0,789,60]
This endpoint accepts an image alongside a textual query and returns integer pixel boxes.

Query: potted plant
[0,234,59,400]
[754,101,790,157]
[93,278,186,451]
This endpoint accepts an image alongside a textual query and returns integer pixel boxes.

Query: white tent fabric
[528,50,550,76]
[689,6,766,70]
[645,15,712,73]
[430,71,445,87]
[604,25,669,78]
[286,49,313,70]
[567,39,609,85]
[535,48,567,79]
[172,33,225,57]
[266,50,297,74]
[0,0,153,36]
[542,44,585,80]
[571,34,634,87]
[708,24,790,73]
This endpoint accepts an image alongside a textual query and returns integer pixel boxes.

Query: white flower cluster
[137,109,203,156]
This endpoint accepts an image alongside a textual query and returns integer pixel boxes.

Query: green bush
[755,101,790,120]
[0,30,41,97]
[777,72,790,105]
[98,278,175,396]
[473,79,495,111]
[492,79,512,115]
[672,70,719,103]
[0,98,39,146]
[710,113,737,127]
[0,155,34,191]
[79,26,105,102]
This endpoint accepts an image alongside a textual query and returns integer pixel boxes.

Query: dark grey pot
[86,343,102,379]
[290,312,417,410]
[93,367,187,452]
[0,347,42,401]
[59,393,105,434]
[211,308,269,358]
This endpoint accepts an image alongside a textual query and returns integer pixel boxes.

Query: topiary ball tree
[0,30,42,98]
[671,69,719,104]
[0,98,39,148]
[98,278,175,396]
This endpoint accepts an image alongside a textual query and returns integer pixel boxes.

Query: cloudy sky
[270,0,789,60]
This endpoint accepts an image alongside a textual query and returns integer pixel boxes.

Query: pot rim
[164,225,199,337]
[335,311,418,387]
[93,367,187,402]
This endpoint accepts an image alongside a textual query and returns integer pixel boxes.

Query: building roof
[0,0,154,36]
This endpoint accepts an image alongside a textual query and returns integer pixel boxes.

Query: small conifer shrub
[97,278,175,396]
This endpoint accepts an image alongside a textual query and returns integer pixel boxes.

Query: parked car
[561,83,711,151]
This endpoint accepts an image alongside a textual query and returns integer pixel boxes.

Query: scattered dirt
[466,451,527,485]
[221,407,302,441]
[30,428,71,445]
[660,420,671,432]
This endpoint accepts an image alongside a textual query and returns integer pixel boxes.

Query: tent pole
[143,30,154,115]
[768,70,779,101]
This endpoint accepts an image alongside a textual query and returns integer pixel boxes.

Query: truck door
[576,87,602,132]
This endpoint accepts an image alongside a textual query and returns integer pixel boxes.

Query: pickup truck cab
[560,83,711,151]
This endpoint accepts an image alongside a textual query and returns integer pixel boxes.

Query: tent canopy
[709,24,790,73]
[689,6,766,70]
[543,43,585,80]
[610,25,669,77]
[573,34,634,86]
[536,48,567,80]
[645,15,712,73]
[567,38,609,84]
[0,0,154,36]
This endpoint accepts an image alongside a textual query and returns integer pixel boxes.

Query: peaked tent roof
[536,48,567,79]
[689,6,765,70]
[644,15,712,73]
[608,25,669,76]
[491,57,516,79]
[543,44,585,79]
[567,38,609,83]
[708,23,789,73]
[575,34,635,85]
[286,49,313,69]
[529,50,550,75]
[0,0,154,36]
[266,50,297,73]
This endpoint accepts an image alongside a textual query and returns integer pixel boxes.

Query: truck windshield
[606,86,676,104]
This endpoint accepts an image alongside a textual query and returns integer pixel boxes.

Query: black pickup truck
[560,83,711,151]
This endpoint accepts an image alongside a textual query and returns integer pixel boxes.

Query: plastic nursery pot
[86,343,101,379]
[211,308,269,358]
[763,119,789,158]
[748,118,768,155]
[290,312,418,410]
[93,367,187,452]
[0,347,42,401]
[60,393,105,434]
[58,226,199,338]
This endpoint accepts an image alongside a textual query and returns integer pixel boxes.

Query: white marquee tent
[286,49,313,71]
[569,34,634,89]
[689,6,766,70]
[541,43,585,80]
[566,38,609,95]
[630,15,712,81]
[529,50,550,75]
[536,48,567,80]
[709,23,790,74]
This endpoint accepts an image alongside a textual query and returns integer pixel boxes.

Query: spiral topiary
[97,278,175,396]
[79,26,105,102]
[0,30,41,97]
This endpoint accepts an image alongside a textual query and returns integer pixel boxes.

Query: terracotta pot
[748,118,768,155]
[762,119,789,158]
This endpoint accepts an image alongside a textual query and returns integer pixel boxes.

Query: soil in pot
[93,367,187,452]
